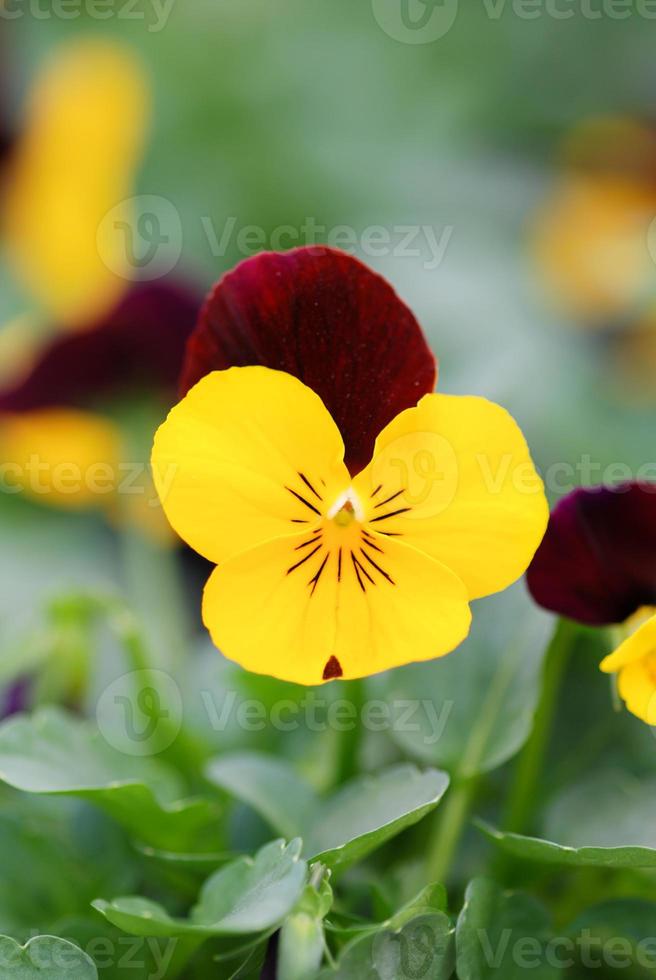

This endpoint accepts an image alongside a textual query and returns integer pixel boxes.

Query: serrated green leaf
[207,753,449,869]
[0,934,97,978]
[0,709,219,850]
[93,839,307,938]
[456,878,560,979]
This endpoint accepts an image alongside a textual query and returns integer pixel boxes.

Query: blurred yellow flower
[2,38,149,330]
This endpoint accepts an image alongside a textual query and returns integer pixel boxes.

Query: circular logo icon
[372,0,459,44]
[96,669,182,757]
[372,917,441,978]
[366,430,459,521]
[97,194,183,281]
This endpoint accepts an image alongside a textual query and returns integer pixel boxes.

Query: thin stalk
[426,776,477,884]
[503,618,575,835]
[334,677,364,785]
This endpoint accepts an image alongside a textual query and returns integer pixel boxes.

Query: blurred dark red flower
[526,482,656,626]
[181,247,437,475]
[0,280,201,412]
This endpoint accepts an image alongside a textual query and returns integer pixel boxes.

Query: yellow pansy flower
[153,248,548,685]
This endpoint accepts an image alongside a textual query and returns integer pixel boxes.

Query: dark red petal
[180,247,436,475]
[0,280,202,412]
[526,483,656,626]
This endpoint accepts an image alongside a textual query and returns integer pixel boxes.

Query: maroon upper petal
[0,280,202,412]
[180,247,437,475]
[526,483,656,626]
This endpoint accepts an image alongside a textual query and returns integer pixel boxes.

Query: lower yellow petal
[0,408,122,511]
[353,393,548,600]
[202,526,470,685]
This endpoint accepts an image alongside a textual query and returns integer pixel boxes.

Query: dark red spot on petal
[322,655,343,680]
[180,247,436,475]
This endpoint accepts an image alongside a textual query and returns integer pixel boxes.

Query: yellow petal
[353,392,548,600]
[202,525,470,685]
[616,654,656,726]
[0,408,122,510]
[3,39,149,328]
[152,367,350,565]
[600,614,656,673]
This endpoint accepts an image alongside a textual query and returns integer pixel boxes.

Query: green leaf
[0,795,135,936]
[372,584,551,778]
[0,935,97,978]
[207,753,449,868]
[93,839,307,938]
[207,752,318,840]
[321,911,454,979]
[456,878,560,979]
[0,709,219,850]
[480,770,656,870]
[477,821,656,870]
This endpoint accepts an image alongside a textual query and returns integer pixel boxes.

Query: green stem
[503,618,576,835]
[426,776,477,884]
[334,677,364,785]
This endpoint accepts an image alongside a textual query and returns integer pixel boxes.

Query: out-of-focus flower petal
[180,247,436,475]
[2,38,149,328]
[526,483,656,626]
[0,281,201,412]
[532,176,656,322]
[601,613,656,725]
[0,407,123,511]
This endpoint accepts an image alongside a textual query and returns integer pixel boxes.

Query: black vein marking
[286,486,321,516]
[298,472,322,501]
[291,518,308,524]
[351,551,374,592]
[287,544,321,575]
[360,547,395,585]
[362,535,384,553]
[295,535,322,550]
[371,484,382,497]
[337,547,342,582]
[323,656,342,680]
[370,507,412,523]
[377,531,402,536]
[374,489,404,509]
[309,553,329,595]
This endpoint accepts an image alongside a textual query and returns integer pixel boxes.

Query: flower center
[327,487,364,525]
